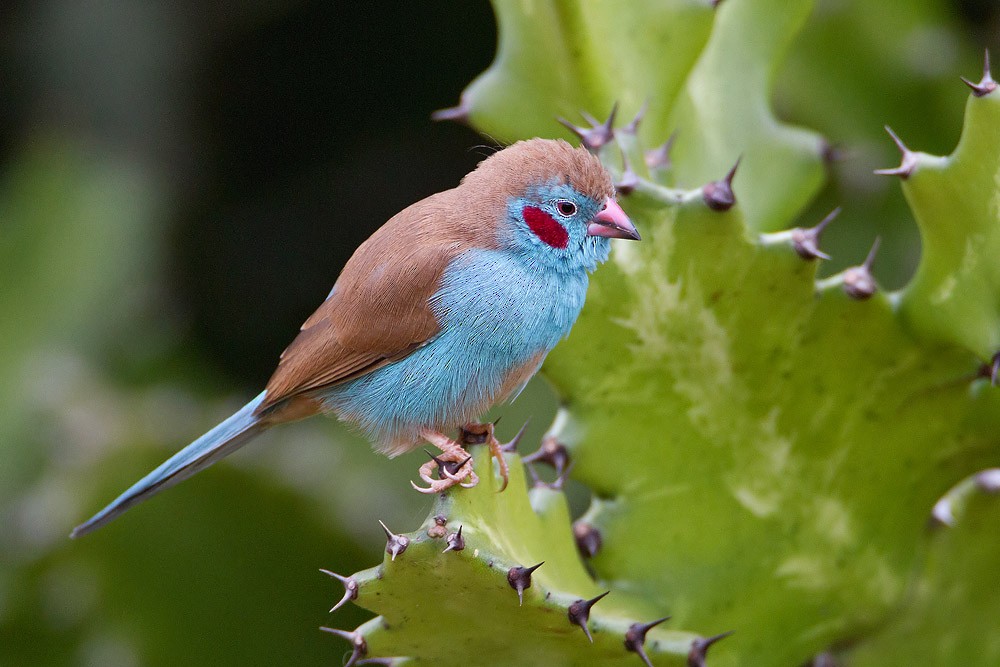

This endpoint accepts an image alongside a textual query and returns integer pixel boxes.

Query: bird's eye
[556,200,577,217]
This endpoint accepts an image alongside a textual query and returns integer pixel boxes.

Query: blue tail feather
[71,391,268,538]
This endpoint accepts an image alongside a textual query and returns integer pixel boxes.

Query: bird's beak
[587,198,640,240]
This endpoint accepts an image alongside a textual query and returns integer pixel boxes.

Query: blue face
[503,181,611,274]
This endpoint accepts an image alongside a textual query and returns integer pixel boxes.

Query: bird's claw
[411,479,453,494]
[410,464,479,493]
[412,423,516,495]
[441,466,467,483]
[459,468,479,488]
[413,434,478,494]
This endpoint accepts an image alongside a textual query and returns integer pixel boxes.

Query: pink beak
[587,198,640,241]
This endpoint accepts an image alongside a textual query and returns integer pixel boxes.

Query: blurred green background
[0,1,997,665]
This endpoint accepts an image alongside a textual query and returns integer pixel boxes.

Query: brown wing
[259,189,485,410]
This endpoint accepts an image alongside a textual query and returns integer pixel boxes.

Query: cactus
[321,459,702,666]
[322,1,1000,665]
[847,469,1000,666]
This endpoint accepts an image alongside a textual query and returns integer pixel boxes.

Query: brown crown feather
[461,138,615,203]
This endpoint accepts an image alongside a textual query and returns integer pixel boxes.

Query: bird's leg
[460,422,510,492]
[411,430,479,494]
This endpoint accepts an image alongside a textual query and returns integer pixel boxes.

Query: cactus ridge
[324,452,705,666]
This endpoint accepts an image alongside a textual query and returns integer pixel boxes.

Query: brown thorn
[422,449,449,477]
[688,630,734,667]
[605,102,619,132]
[702,156,741,212]
[557,103,617,151]
[522,435,570,473]
[931,495,955,527]
[320,627,368,667]
[820,139,846,165]
[500,420,530,453]
[422,449,471,479]
[430,99,470,125]
[812,652,839,667]
[579,110,601,126]
[443,525,465,553]
[616,146,640,196]
[622,99,648,135]
[842,237,880,300]
[453,455,473,473]
[528,460,574,492]
[975,352,1000,385]
[975,468,1000,493]
[568,591,610,642]
[526,462,542,486]
[873,165,911,178]
[558,117,589,139]
[960,49,997,97]
[572,521,603,559]
[544,460,574,491]
[645,131,678,170]
[862,236,881,269]
[378,520,410,561]
[884,125,908,154]
[814,207,840,235]
[625,617,671,667]
[874,126,918,179]
[320,569,360,613]
[507,562,544,606]
[791,207,839,261]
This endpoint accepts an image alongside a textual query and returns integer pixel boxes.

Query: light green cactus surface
[327,1,1000,666]
[334,458,698,666]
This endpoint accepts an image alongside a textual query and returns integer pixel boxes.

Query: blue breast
[319,247,589,454]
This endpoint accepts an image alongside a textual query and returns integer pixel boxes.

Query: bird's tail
[71,391,269,538]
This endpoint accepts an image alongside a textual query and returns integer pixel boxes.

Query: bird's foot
[460,422,511,492]
[410,431,478,494]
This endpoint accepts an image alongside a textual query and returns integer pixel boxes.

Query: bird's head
[462,139,639,273]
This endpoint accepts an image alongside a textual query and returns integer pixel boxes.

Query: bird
[71,138,639,538]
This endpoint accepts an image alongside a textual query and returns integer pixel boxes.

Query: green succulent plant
[319,1,1000,666]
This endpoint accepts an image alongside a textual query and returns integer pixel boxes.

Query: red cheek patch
[523,206,569,249]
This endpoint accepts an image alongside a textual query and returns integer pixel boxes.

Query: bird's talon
[488,434,510,492]
[411,473,472,494]
[412,430,482,494]
[417,460,438,485]
[410,480,433,494]
[411,479,449,494]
